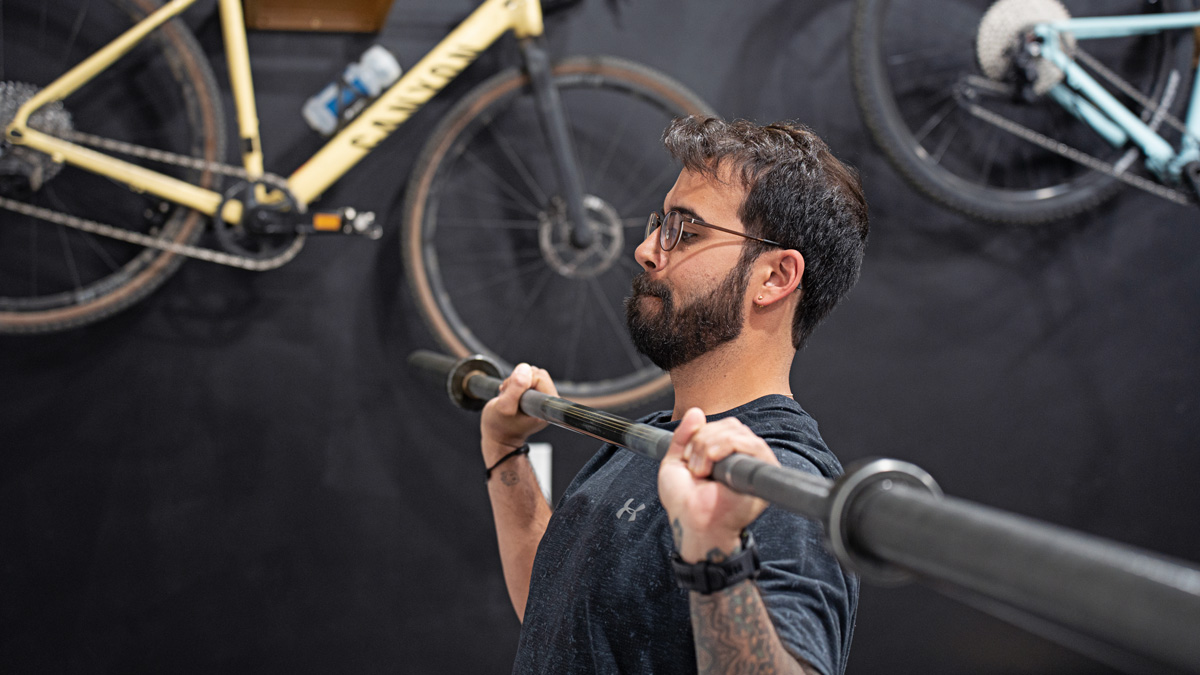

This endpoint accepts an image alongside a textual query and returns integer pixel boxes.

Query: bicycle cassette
[0,81,72,190]
[976,0,1074,96]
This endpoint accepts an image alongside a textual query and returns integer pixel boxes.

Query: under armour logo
[615,498,646,522]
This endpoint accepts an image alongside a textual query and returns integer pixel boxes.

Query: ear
[754,250,804,307]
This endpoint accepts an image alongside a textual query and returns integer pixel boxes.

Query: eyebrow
[666,205,709,223]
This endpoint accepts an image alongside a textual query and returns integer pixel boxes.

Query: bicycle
[0,0,715,409]
[851,0,1200,224]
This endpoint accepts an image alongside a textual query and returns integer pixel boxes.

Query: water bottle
[302,45,402,136]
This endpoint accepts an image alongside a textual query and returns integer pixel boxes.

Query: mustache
[629,273,670,300]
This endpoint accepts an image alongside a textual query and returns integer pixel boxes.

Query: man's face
[623,168,754,371]
[624,259,750,371]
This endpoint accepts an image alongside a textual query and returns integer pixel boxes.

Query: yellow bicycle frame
[5,0,545,224]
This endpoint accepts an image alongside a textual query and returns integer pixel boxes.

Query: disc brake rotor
[538,194,624,278]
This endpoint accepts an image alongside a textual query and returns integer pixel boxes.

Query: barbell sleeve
[409,350,1200,672]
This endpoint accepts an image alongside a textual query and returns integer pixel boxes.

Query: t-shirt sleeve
[750,442,859,675]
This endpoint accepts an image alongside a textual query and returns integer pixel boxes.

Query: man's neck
[667,339,795,421]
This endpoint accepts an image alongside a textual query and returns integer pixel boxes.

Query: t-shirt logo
[615,498,646,522]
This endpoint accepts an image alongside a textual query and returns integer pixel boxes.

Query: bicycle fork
[520,38,594,249]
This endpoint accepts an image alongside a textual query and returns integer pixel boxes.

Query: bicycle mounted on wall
[852,0,1200,224]
[0,0,715,409]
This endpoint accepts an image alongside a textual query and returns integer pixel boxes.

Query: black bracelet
[484,444,530,482]
[671,530,760,594]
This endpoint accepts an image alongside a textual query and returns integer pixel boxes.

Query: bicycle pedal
[307,207,381,239]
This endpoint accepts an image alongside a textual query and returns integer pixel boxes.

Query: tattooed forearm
[691,581,807,675]
[500,469,520,486]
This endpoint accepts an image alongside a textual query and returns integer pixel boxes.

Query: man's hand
[480,363,558,465]
[658,408,780,563]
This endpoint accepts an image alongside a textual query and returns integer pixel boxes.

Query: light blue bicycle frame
[1034,11,1200,182]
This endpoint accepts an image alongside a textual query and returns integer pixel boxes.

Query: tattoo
[704,545,735,563]
[499,469,519,486]
[691,581,805,675]
[672,518,684,552]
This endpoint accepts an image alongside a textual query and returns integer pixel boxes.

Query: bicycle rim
[0,0,224,332]
[852,0,1186,224]
[404,56,714,409]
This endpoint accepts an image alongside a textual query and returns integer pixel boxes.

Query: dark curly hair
[662,116,869,349]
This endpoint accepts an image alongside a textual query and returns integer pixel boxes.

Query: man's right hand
[480,363,558,465]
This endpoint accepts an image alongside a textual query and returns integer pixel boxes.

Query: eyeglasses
[645,210,781,252]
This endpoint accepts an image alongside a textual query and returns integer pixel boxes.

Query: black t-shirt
[512,395,859,675]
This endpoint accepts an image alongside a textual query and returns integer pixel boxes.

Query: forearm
[486,453,552,621]
[690,580,815,675]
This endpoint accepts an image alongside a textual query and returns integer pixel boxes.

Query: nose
[634,228,661,272]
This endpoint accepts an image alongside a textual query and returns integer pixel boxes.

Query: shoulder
[714,395,844,480]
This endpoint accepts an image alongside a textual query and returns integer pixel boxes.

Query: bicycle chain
[963,100,1193,206]
[1073,48,1191,139]
[0,129,305,270]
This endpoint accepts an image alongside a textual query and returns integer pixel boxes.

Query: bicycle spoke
[913,96,958,145]
[446,256,548,298]
[588,276,642,371]
[463,148,544,217]
[60,0,91,73]
[435,248,543,266]
[621,163,679,215]
[442,185,541,213]
[591,107,634,189]
[36,1,46,51]
[930,119,961,166]
[562,280,587,382]
[978,126,1004,184]
[564,109,592,189]
[55,223,82,291]
[434,216,543,230]
[28,216,39,297]
[887,44,967,68]
[80,229,125,271]
[45,185,123,271]
[492,265,555,356]
[484,119,549,206]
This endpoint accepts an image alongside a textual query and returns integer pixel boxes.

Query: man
[479,116,868,674]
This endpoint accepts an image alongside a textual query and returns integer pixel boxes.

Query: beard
[623,262,751,371]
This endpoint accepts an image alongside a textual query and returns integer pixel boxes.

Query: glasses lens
[661,211,681,251]
[645,213,660,242]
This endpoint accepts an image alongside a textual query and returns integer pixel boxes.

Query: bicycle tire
[403,55,715,410]
[851,0,1189,224]
[0,0,225,332]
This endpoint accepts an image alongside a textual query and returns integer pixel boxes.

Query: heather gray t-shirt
[512,395,859,675]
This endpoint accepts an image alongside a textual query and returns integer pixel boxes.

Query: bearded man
[479,116,869,675]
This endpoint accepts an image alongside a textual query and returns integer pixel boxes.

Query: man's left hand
[658,408,780,563]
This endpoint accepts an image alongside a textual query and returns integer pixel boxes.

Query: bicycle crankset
[213,179,383,259]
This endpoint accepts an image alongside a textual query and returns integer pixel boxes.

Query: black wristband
[671,530,760,594]
[484,444,530,482]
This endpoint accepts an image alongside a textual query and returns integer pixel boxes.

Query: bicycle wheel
[851,0,1190,224]
[403,56,714,409]
[0,0,225,332]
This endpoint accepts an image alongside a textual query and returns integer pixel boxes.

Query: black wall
[4,1,1200,673]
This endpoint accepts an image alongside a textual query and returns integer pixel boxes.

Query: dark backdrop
[3,0,1200,673]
